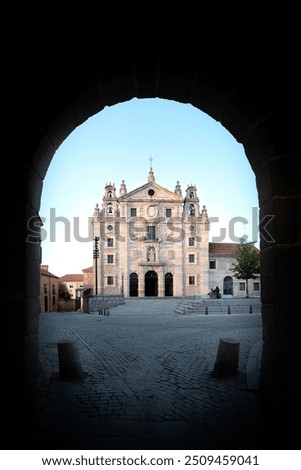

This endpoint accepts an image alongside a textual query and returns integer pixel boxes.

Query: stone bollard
[57,339,83,381]
[212,337,240,378]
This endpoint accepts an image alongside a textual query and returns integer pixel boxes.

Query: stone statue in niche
[147,247,155,262]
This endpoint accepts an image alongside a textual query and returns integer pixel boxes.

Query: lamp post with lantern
[93,236,100,295]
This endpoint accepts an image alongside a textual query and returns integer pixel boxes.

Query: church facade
[92,168,260,298]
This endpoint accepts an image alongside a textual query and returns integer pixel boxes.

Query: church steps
[87,296,261,316]
[175,298,261,315]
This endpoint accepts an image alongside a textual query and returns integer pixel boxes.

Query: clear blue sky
[40,98,259,277]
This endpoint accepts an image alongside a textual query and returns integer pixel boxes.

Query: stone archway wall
[4,52,300,436]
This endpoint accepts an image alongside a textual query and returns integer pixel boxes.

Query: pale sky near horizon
[40,98,259,277]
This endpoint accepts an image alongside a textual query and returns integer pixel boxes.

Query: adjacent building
[208,242,260,297]
[59,274,84,300]
[82,266,94,293]
[40,265,60,312]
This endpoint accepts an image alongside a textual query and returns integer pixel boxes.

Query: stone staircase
[174,297,261,315]
[113,296,181,315]
[88,296,261,316]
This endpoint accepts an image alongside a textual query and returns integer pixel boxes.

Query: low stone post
[57,339,83,380]
[213,337,240,377]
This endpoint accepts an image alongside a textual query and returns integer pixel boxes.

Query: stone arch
[223,276,233,295]
[4,53,300,445]
[165,272,173,296]
[145,270,158,297]
[129,272,138,297]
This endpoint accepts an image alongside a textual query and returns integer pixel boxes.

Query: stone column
[138,266,144,297]
[158,267,165,297]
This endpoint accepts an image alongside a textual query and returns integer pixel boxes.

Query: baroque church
[91,166,260,298]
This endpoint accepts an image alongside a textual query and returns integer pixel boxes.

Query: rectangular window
[166,208,172,218]
[130,208,137,217]
[189,276,195,285]
[107,255,114,263]
[239,282,246,291]
[253,282,260,291]
[210,260,216,269]
[189,237,195,246]
[107,276,114,285]
[107,237,113,247]
[189,254,195,263]
[147,225,156,240]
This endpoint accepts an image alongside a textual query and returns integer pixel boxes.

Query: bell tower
[183,184,200,217]
[103,182,118,217]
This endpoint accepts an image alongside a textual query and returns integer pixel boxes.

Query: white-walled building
[59,274,84,299]
[92,168,260,298]
[208,242,260,297]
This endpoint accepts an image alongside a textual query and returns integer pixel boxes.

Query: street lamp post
[93,236,100,295]
[121,273,124,296]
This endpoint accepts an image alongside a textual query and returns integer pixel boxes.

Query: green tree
[231,242,260,298]
[58,282,72,300]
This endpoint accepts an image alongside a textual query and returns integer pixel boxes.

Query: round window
[148,189,155,196]
[107,225,113,231]
[190,225,195,232]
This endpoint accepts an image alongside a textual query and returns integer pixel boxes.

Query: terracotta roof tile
[209,242,239,255]
[40,268,59,278]
[209,242,260,255]
[59,274,83,282]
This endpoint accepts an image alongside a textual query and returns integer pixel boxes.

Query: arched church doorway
[129,273,138,297]
[165,272,173,296]
[145,270,158,296]
[223,276,233,295]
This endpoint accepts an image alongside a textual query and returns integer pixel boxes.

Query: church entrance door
[145,270,158,296]
[165,272,173,296]
[129,273,138,296]
[223,276,233,295]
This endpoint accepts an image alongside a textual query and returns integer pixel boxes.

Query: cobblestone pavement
[20,298,268,450]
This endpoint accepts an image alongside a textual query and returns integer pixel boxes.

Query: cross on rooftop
[148,155,154,168]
